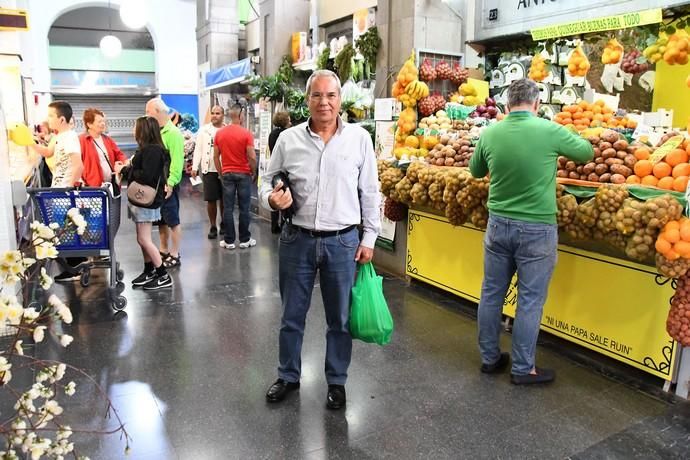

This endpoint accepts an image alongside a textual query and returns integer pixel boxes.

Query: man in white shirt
[261,70,381,410]
[31,101,85,282]
[32,101,83,188]
[192,105,226,239]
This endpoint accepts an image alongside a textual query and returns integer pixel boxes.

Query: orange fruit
[667,249,681,260]
[626,175,641,184]
[673,163,690,178]
[641,175,659,186]
[674,175,689,192]
[634,148,651,161]
[667,220,681,232]
[675,240,690,258]
[653,161,673,178]
[656,236,672,254]
[627,120,638,129]
[667,228,681,243]
[666,149,689,167]
[681,220,690,242]
[658,176,675,190]
[634,160,653,177]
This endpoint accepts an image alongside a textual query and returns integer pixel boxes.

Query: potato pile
[379,165,404,196]
[378,162,686,270]
[425,133,475,167]
[377,163,490,229]
[667,271,690,347]
[559,185,682,263]
[557,130,638,184]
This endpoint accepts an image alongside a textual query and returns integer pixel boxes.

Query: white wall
[318,0,377,26]
[24,0,198,94]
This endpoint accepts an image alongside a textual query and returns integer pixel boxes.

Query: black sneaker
[143,273,173,290]
[55,271,80,282]
[207,226,218,239]
[132,270,156,287]
[219,223,225,235]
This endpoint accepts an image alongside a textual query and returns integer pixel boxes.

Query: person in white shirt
[31,101,85,282]
[192,105,226,239]
[31,101,83,188]
[260,70,381,410]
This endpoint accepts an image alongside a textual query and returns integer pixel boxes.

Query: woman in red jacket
[79,108,128,186]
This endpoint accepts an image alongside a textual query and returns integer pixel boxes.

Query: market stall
[376,4,690,394]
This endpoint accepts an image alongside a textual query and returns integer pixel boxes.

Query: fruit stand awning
[204,58,252,91]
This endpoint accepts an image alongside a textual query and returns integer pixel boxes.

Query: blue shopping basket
[32,189,110,250]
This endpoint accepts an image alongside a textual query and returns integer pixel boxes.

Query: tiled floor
[37,185,689,459]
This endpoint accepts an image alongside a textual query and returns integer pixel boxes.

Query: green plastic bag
[349,263,394,345]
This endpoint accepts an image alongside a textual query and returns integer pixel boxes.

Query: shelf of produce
[406,207,678,381]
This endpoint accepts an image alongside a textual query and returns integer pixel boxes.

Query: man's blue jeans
[478,214,558,375]
[221,173,252,244]
[277,225,359,385]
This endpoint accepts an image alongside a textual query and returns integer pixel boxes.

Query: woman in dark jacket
[115,116,172,290]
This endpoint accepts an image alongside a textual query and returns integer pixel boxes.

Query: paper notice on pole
[375,121,395,159]
[374,98,395,121]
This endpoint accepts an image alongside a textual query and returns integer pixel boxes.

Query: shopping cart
[26,186,127,311]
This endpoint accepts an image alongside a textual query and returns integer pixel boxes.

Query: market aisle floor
[42,185,690,460]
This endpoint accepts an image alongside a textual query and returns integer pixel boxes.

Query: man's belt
[294,225,357,238]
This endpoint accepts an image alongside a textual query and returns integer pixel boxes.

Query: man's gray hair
[147,97,169,114]
[507,78,540,108]
[305,70,341,96]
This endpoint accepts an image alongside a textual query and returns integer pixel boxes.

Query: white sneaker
[239,238,257,249]
[219,240,236,249]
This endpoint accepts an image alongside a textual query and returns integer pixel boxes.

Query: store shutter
[53,95,150,151]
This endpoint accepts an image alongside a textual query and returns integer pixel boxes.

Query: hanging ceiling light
[100,0,122,59]
[100,35,122,58]
[120,0,148,29]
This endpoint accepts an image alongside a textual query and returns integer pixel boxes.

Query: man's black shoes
[326,384,346,410]
[480,352,510,374]
[266,379,300,402]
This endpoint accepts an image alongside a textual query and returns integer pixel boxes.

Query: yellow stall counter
[406,209,677,380]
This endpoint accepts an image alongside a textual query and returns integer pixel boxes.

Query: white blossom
[11,420,27,436]
[55,364,66,381]
[27,383,42,400]
[23,308,39,323]
[0,356,12,384]
[14,340,23,355]
[21,257,36,268]
[56,426,72,441]
[29,437,51,460]
[39,267,53,289]
[66,208,87,235]
[57,305,73,324]
[44,400,63,416]
[64,381,76,396]
[33,326,46,343]
[35,242,58,260]
[59,334,73,347]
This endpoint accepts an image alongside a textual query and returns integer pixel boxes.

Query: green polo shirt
[469,111,593,224]
[160,121,185,186]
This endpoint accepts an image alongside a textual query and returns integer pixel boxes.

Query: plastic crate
[33,190,110,250]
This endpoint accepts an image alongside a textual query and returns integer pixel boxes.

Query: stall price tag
[648,135,684,165]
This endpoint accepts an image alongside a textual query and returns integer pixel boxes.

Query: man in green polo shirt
[469,78,593,385]
[146,97,185,269]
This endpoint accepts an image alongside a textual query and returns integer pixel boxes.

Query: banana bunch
[405,80,430,100]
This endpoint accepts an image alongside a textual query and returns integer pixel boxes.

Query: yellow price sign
[531,9,662,41]
[649,135,684,165]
